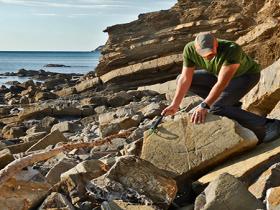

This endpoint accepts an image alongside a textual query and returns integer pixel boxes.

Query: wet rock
[141,114,258,178]
[35,91,58,102]
[266,186,280,210]
[101,200,157,210]
[107,91,134,107]
[39,192,75,210]
[0,148,14,169]
[194,173,264,210]
[88,156,177,210]
[0,168,51,210]
[46,158,77,185]
[249,163,280,200]
[26,129,68,152]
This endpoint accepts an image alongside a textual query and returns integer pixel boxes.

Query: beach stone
[19,106,52,120]
[107,91,134,107]
[198,137,280,185]
[141,114,258,178]
[88,156,177,209]
[120,138,143,157]
[53,106,82,117]
[7,98,18,105]
[46,158,77,185]
[21,131,47,142]
[0,148,14,169]
[61,160,108,205]
[94,105,107,114]
[55,87,77,97]
[26,129,68,152]
[35,91,58,102]
[39,192,75,210]
[101,200,157,210]
[249,163,280,200]
[81,96,108,106]
[99,115,141,137]
[243,58,280,116]
[41,116,59,131]
[194,173,264,210]
[17,79,35,89]
[140,102,166,119]
[0,106,11,115]
[19,96,29,104]
[75,77,100,93]
[7,140,37,153]
[26,125,46,135]
[266,186,280,210]
[0,169,51,210]
[51,121,81,133]
[92,138,128,152]
[44,78,67,90]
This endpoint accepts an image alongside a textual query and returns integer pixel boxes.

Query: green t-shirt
[183,39,260,77]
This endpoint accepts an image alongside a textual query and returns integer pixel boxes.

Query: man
[162,32,280,142]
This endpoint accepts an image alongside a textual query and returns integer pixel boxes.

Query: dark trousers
[189,70,267,140]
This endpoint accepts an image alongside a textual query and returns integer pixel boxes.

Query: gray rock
[88,156,177,210]
[194,173,264,210]
[108,91,134,107]
[51,121,81,133]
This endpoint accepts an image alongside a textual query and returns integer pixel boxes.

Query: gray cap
[194,32,215,56]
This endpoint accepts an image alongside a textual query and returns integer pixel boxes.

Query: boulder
[194,173,264,210]
[243,59,280,116]
[53,106,82,117]
[249,162,280,201]
[35,91,58,102]
[19,106,52,120]
[91,138,128,152]
[3,126,26,139]
[45,158,77,185]
[266,186,280,210]
[41,116,59,131]
[88,156,177,210]
[39,192,75,210]
[198,138,280,185]
[55,87,77,97]
[101,200,157,210]
[140,102,166,119]
[141,114,258,178]
[107,91,134,107]
[0,148,14,169]
[51,121,81,133]
[26,129,68,152]
[21,132,47,142]
[0,169,51,210]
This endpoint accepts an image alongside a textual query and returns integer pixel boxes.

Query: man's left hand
[191,106,208,124]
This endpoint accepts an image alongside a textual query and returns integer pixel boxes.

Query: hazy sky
[0,0,177,51]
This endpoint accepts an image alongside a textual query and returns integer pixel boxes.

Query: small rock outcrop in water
[44,64,71,67]
[0,0,279,209]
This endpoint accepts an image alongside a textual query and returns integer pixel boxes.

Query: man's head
[194,32,218,60]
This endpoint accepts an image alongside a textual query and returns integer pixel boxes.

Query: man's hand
[161,104,179,116]
[191,106,208,124]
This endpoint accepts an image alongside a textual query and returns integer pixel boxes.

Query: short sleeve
[183,43,195,68]
[223,44,241,66]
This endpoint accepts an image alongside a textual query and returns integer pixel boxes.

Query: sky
[0,0,177,51]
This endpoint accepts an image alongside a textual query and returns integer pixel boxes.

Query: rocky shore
[0,0,279,210]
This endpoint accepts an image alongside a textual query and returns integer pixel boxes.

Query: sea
[0,51,101,86]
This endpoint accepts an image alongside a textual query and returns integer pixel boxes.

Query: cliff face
[96,0,280,89]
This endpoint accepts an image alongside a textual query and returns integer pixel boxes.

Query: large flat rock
[141,114,258,178]
[198,137,280,184]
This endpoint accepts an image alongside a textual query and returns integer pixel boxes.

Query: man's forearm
[204,82,227,106]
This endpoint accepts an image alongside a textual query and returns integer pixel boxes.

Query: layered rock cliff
[96,0,280,89]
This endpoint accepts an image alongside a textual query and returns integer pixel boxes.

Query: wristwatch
[200,102,210,109]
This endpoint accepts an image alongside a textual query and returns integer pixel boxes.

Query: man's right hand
[161,104,179,116]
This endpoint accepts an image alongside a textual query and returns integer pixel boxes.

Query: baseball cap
[194,32,216,56]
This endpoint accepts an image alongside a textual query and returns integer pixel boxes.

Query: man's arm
[162,66,195,115]
[190,64,240,124]
[204,64,240,106]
